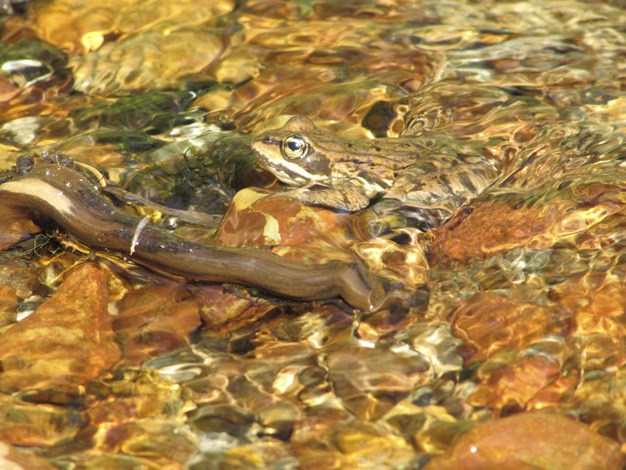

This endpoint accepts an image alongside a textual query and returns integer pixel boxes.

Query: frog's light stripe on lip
[1,179,74,216]
[271,167,307,185]
[262,158,326,186]
[252,141,327,186]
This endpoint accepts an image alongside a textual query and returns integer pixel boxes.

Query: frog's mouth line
[266,161,311,186]
[252,143,326,187]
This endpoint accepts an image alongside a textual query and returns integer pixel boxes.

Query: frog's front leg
[282,182,372,212]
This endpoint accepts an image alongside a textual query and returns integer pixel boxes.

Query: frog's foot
[348,208,409,240]
[349,200,443,244]
[376,198,454,231]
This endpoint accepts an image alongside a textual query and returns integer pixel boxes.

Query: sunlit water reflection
[0,0,624,468]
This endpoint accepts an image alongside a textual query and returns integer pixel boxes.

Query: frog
[252,115,500,230]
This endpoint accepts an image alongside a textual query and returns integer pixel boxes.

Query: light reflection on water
[0,0,624,467]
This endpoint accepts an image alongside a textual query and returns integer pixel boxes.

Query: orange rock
[429,200,557,266]
[0,74,79,123]
[526,374,580,410]
[0,393,84,447]
[0,75,21,102]
[326,346,430,420]
[0,285,18,327]
[430,182,624,267]
[0,441,56,468]
[292,414,415,469]
[73,30,224,95]
[30,0,234,56]
[215,189,425,286]
[0,205,41,251]
[353,238,428,287]
[448,294,560,362]
[113,285,201,366]
[550,273,626,338]
[192,285,277,333]
[425,412,624,470]
[214,189,353,264]
[0,263,120,402]
[469,355,562,410]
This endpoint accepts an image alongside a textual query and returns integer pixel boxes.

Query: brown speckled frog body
[252,116,500,229]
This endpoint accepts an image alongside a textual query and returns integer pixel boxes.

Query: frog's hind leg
[360,159,499,237]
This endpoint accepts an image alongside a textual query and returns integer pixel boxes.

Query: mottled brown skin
[0,160,385,311]
[252,116,500,226]
[253,116,424,211]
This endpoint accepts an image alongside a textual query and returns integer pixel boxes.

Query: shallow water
[0,0,624,468]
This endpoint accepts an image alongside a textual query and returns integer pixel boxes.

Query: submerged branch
[0,158,387,312]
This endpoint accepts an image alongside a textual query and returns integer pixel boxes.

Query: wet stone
[0,263,120,403]
[30,0,234,55]
[71,30,224,96]
[326,345,431,421]
[0,205,41,251]
[0,393,84,447]
[448,293,561,362]
[0,441,56,469]
[424,412,625,470]
[215,188,353,264]
[0,0,624,466]
[112,285,202,366]
[468,353,565,411]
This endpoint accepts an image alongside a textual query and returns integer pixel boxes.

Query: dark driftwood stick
[0,163,384,311]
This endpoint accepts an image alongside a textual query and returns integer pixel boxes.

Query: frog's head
[252,116,332,187]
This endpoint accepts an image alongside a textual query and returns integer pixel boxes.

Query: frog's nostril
[263,135,271,143]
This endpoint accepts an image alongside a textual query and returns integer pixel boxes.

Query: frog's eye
[281,135,308,159]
